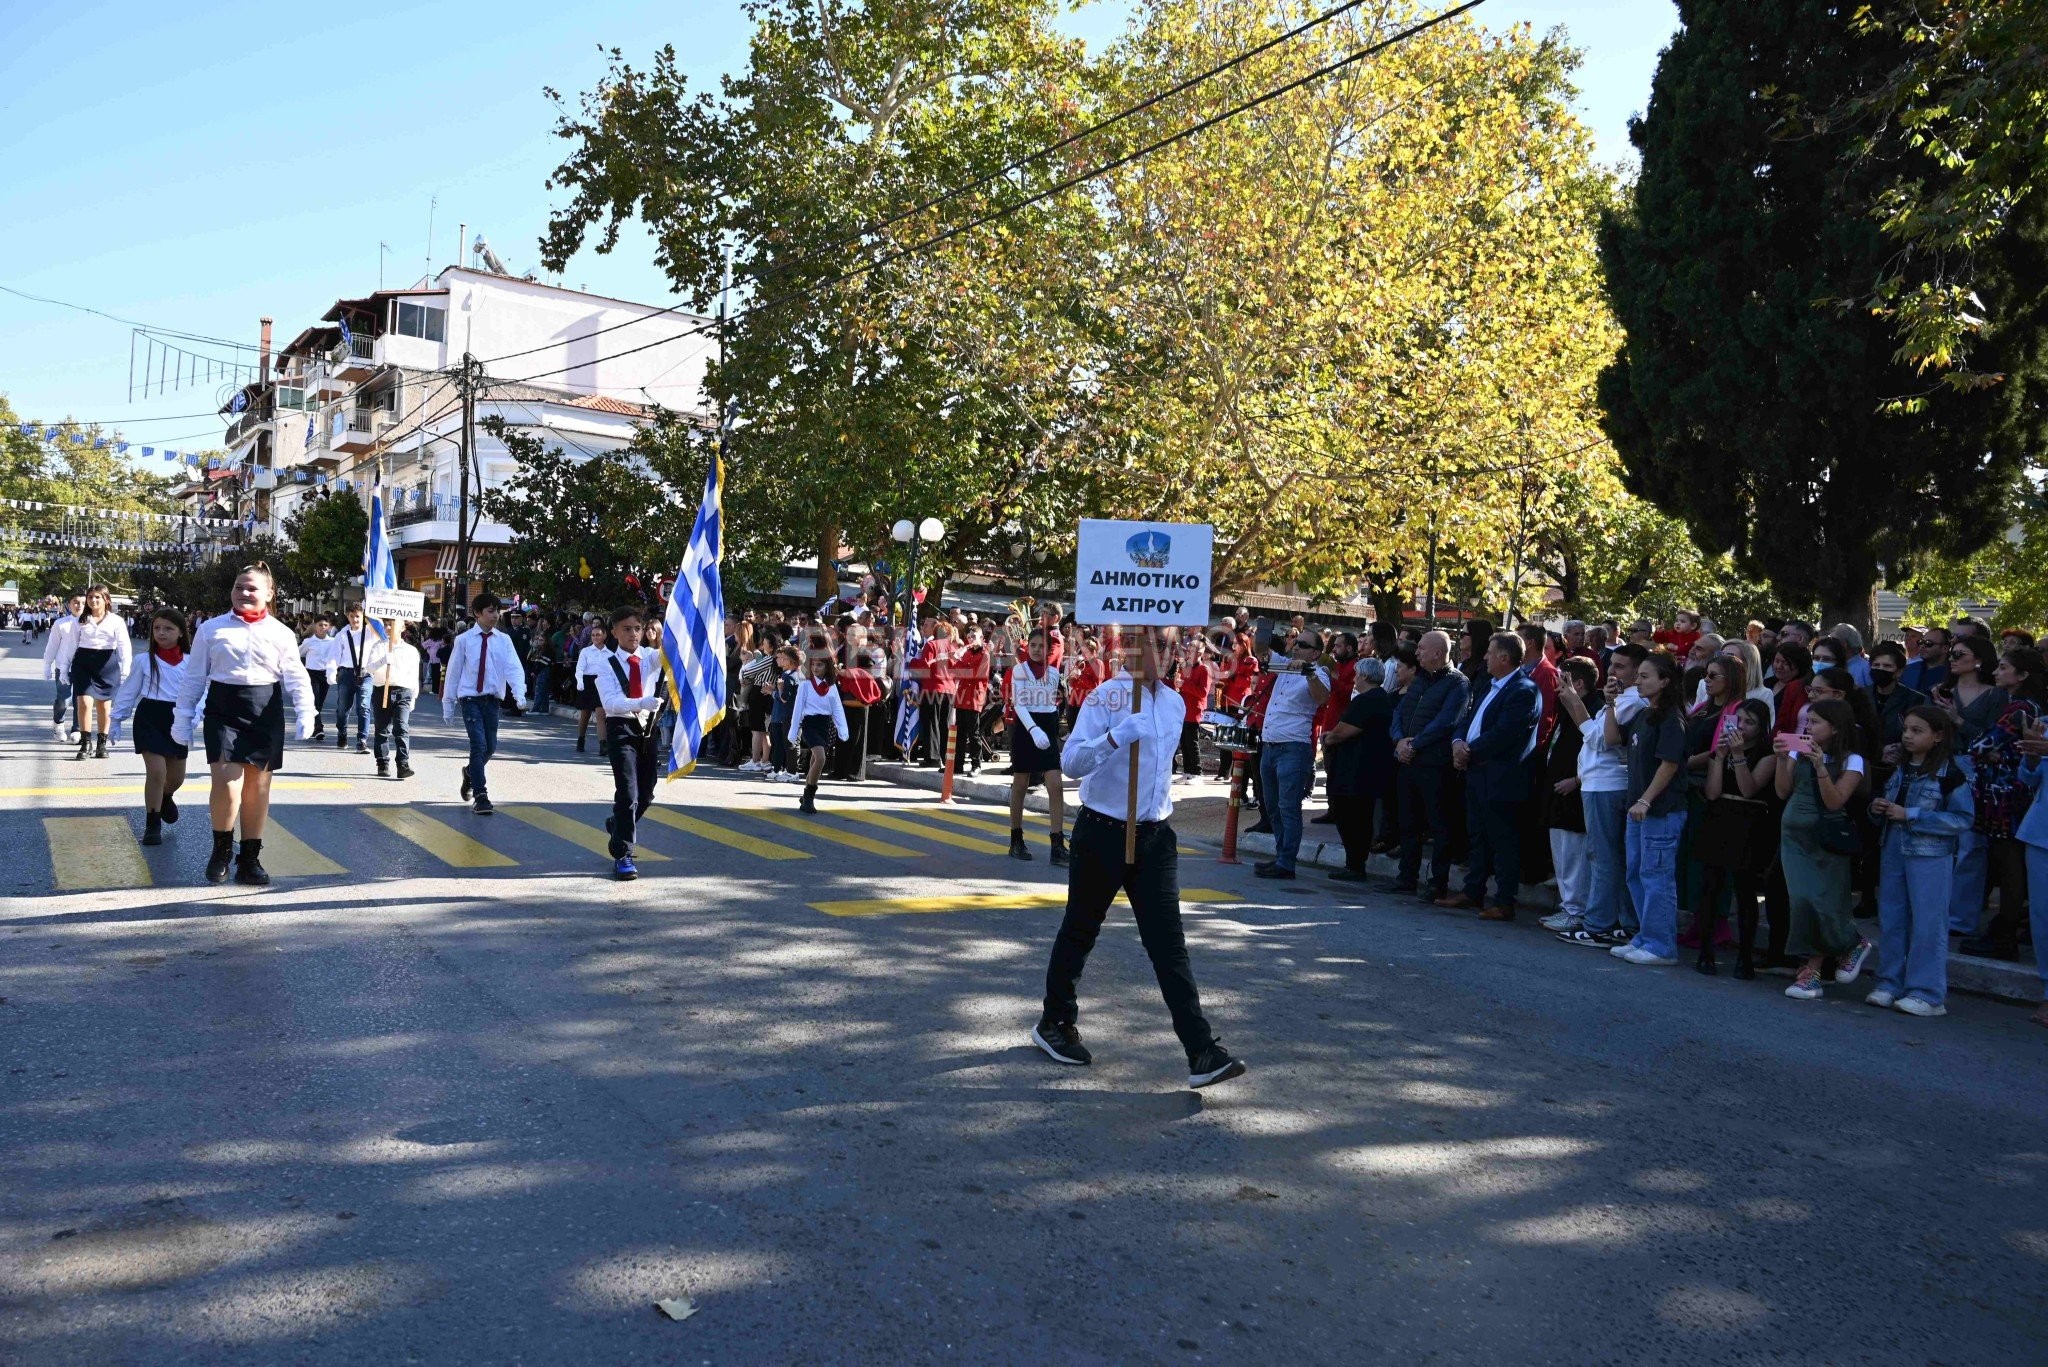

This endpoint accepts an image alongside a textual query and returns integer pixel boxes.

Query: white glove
[170,722,193,748]
[297,716,315,741]
[1109,715,1148,748]
[1027,724,1050,751]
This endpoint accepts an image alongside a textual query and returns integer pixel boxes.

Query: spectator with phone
[1609,652,1688,965]
[1958,647,2046,960]
[1775,699,1873,1000]
[1253,629,1331,880]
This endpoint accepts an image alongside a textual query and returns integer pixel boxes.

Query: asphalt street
[2,639,2045,1364]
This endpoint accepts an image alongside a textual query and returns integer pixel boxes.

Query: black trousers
[608,728,659,857]
[833,706,869,779]
[308,674,329,730]
[1329,792,1377,872]
[1178,721,1203,777]
[918,696,954,766]
[1042,809,1217,1061]
[956,705,982,773]
[1518,752,1553,883]
[1396,764,1453,892]
[1463,794,1524,907]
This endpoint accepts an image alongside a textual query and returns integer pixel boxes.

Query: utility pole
[455,353,475,611]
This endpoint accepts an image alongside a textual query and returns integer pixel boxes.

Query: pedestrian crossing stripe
[825,807,1012,856]
[913,805,1201,856]
[251,820,346,876]
[641,808,809,861]
[731,807,926,858]
[364,807,518,868]
[45,815,152,890]
[499,805,671,862]
[809,888,1241,917]
[0,781,353,799]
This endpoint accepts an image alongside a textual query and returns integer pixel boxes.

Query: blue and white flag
[363,478,398,641]
[338,317,353,347]
[658,452,727,779]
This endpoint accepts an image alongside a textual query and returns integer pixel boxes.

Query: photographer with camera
[1254,628,1331,880]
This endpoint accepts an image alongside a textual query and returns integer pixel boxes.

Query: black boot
[235,839,269,886]
[94,733,108,760]
[1733,896,1759,980]
[1049,832,1069,868]
[1695,905,1719,976]
[72,735,89,761]
[142,811,163,846]
[799,785,817,815]
[1009,829,1032,862]
[205,830,235,884]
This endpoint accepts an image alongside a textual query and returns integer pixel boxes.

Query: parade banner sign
[1073,520,1214,626]
[363,587,426,622]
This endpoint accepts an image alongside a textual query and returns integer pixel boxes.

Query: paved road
[2,639,2045,1364]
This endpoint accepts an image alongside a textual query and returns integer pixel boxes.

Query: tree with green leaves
[281,491,367,610]
[1599,0,2048,636]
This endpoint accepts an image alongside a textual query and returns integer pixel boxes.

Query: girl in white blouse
[172,564,317,886]
[56,584,132,761]
[112,609,192,846]
[786,646,850,815]
[574,620,612,756]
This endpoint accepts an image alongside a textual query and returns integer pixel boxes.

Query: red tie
[627,653,642,697]
[475,630,490,691]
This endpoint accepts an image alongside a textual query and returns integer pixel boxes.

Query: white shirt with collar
[1465,671,1538,760]
[42,613,77,679]
[1260,654,1330,745]
[301,631,339,682]
[365,635,422,694]
[576,643,609,681]
[56,613,133,682]
[1061,671,1187,822]
[172,611,317,747]
[441,625,529,715]
[786,674,850,744]
[335,624,373,677]
[595,646,666,720]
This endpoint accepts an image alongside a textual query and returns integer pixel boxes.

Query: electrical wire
[18,409,236,429]
[0,283,273,353]
[497,0,1489,388]
[471,0,1401,371]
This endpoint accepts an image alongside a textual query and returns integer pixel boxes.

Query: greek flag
[363,480,398,641]
[892,620,924,753]
[658,452,727,779]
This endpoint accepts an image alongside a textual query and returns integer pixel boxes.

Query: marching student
[364,620,421,780]
[111,609,191,846]
[574,619,611,755]
[1003,626,1069,865]
[1031,625,1245,1090]
[299,615,336,741]
[42,592,83,742]
[595,605,666,879]
[786,636,849,815]
[171,564,317,886]
[56,585,133,761]
[441,592,529,815]
[331,605,374,753]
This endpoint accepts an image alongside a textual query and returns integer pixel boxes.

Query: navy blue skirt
[70,647,120,701]
[204,682,286,770]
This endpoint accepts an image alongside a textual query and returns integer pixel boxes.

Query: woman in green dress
[1776,698,1874,1000]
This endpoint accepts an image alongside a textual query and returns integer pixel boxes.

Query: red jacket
[1220,651,1259,709]
[1243,671,1277,728]
[1315,659,1357,734]
[1068,657,1105,706]
[952,646,991,712]
[1178,661,1214,718]
[1526,655,1560,750]
[918,639,958,697]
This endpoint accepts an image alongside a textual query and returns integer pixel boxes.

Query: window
[276,386,306,411]
[394,301,447,342]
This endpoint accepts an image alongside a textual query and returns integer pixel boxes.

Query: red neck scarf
[153,646,184,666]
[811,678,834,695]
[233,608,268,623]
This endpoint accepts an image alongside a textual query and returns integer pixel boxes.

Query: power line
[498,0,1489,388]
[471,0,1394,372]
[18,410,233,429]
[0,282,266,353]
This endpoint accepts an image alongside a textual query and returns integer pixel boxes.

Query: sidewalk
[866,757,2045,1007]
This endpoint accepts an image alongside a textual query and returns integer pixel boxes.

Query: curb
[864,761,2042,1007]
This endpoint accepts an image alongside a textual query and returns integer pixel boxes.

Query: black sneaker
[1008,832,1032,862]
[354,743,369,755]
[472,795,494,815]
[460,769,473,802]
[1254,863,1295,880]
[336,734,348,749]
[1386,880,1418,894]
[1031,1020,1091,1066]
[1187,1045,1246,1089]
[396,765,414,780]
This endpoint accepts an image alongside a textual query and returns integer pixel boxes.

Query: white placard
[1073,519,1214,626]
[363,587,426,622]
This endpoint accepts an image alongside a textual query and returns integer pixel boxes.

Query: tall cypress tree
[1598,0,2048,632]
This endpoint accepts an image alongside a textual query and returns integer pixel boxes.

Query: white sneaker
[1609,942,1636,959]
[1620,945,1677,966]
[1864,988,1898,1009]
[51,722,67,741]
[1894,996,1946,1018]
[1834,938,1874,983]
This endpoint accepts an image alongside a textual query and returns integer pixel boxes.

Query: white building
[217,258,715,603]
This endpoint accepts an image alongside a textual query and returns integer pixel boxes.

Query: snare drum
[1206,723,1259,755]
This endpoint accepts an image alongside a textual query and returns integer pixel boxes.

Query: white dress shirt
[576,643,609,682]
[301,632,339,683]
[365,637,422,694]
[786,676,850,744]
[112,650,189,734]
[441,626,529,714]
[1260,657,1330,745]
[172,612,318,747]
[334,624,373,678]
[42,613,76,680]
[595,646,666,720]
[56,613,133,682]
[1061,671,1187,822]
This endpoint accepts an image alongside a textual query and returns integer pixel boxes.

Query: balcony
[333,408,381,454]
[330,333,381,380]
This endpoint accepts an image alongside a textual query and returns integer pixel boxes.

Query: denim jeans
[372,687,413,769]
[1624,807,1683,957]
[2026,843,2048,999]
[52,678,69,725]
[531,663,554,716]
[335,674,371,742]
[1877,850,1951,1007]
[1581,789,1637,934]
[460,695,502,796]
[1948,831,1987,935]
[1258,741,1315,871]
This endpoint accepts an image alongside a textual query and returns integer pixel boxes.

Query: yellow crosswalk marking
[498,805,670,861]
[826,807,1012,855]
[364,807,517,868]
[641,808,810,861]
[932,805,1195,854]
[811,887,1240,917]
[248,819,345,876]
[0,781,350,799]
[45,816,152,890]
[731,807,925,858]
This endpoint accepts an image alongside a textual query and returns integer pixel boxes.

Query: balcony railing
[390,504,442,528]
[329,334,380,370]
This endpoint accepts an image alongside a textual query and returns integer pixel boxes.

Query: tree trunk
[816,525,840,606]
[1365,574,1410,630]
[1821,580,1879,643]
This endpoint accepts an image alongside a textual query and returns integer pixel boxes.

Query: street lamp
[891,515,945,624]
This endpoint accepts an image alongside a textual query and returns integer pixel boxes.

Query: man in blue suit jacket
[1439,631,1540,919]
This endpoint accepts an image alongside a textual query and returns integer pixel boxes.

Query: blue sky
[0,1,1676,450]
